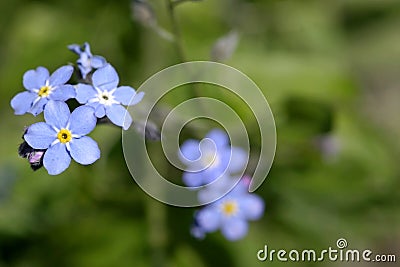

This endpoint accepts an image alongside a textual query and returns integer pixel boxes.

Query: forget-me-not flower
[191,176,264,241]
[10,66,75,116]
[179,129,247,187]
[68,42,107,79]
[75,64,144,130]
[24,101,100,175]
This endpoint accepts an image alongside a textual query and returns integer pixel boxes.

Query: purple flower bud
[28,151,44,164]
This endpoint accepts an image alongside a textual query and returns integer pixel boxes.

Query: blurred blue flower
[179,129,247,187]
[24,101,100,175]
[75,64,144,130]
[10,66,75,116]
[68,42,107,79]
[192,176,264,241]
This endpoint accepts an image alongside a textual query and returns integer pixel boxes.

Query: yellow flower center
[221,200,238,217]
[38,85,52,97]
[57,129,72,143]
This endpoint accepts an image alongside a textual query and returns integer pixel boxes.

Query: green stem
[166,0,187,62]
[146,196,168,267]
[166,0,207,100]
[163,1,212,141]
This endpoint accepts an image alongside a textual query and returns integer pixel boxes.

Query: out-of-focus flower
[24,101,100,175]
[197,174,238,204]
[210,30,239,62]
[313,134,341,162]
[131,0,157,28]
[75,64,144,130]
[68,42,107,79]
[179,129,247,187]
[192,176,264,241]
[11,66,75,116]
[131,0,174,41]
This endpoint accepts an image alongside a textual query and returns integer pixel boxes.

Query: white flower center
[96,89,118,106]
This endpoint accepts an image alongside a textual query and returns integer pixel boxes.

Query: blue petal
[92,64,119,91]
[179,139,201,162]
[23,67,49,91]
[128,91,145,106]
[49,85,76,101]
[83,42,92,57]
[91,55,107,68]
[68,44,81,54]
[190,224,206,239]
[202,168,224,184]
[227,147,248,174]
[75,83,97,104]
[10,91,37,115]
[198,176,237,203]
[77,53,90,68]
[69,106,96,135]
[24,122,56,149]
[241,194,264,220]
[199,138,218,162]
[94,105,106,118]
[44,101,70,129]
[182,172,204,187]
[206,128,229,148]
[196,208,221,232]
[49,65,73,86]
[229,178,249,196]
[87,102,100,109]
[221,218,248,241]
[69,136,100,165]
[210,146,230,170]
[43,143,71,175]
[86,102,104,117]
[113,86,136,105]
[29,97,48,116]
[106,104,132,130]
[78,63,91,79]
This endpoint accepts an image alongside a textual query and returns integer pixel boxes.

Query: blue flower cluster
[179,129,264,241]
[11,43,144,175]
[11,43,265,243]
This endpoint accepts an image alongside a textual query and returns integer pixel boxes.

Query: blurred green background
[0,0,399,266]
